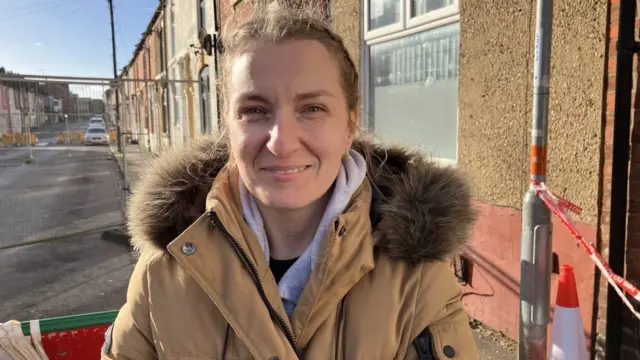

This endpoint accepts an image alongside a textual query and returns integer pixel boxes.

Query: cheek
[229,125,261,165]
[312,133,350,164]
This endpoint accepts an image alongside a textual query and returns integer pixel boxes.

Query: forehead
[228,40,342,98]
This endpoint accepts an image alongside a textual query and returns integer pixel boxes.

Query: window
[171,2,177,57]
[143,52,148,79]
[198,0,208,30]
[172,67,182,126]
[199,66,211,134]
[363,0,459,163]
[158,28,165,73]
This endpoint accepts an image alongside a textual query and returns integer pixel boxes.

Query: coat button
[338,227,346,236]
[443,345,456,358]
[181,242,196,255]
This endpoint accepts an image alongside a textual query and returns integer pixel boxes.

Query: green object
[20,310,119,336]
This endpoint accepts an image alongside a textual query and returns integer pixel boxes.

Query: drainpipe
[606,0,637,358]
[162,0,172,147]
[213,0,223,129]
[145,45,154,152]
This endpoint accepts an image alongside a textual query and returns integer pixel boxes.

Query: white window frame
[198,0,207,30]
[199,66,211,135]
[170,1,177,58]
[171,66,182,127]
[361,0,460,166]
[364,0,460,42]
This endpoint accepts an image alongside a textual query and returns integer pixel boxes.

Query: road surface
[0,121,135,322]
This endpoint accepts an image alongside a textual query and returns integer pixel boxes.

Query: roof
[120,0,166,78]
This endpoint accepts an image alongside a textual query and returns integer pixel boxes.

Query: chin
[258,195,312,211]
[253,187,317,211]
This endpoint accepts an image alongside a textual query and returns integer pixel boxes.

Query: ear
[347,107,359,142]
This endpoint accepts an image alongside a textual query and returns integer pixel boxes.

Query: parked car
[84,127,109,145]
[88,118,106,128]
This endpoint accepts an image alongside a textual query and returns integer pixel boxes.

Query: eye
[238,107,269,122]
[304,105,326,113]
[241,107,267,115]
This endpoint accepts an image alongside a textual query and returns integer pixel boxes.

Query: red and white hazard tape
[531,181,640,320]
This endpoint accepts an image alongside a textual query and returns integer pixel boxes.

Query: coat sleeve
[101,257,158,360]
[404,261,480,360]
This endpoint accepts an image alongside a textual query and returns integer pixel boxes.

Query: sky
[0,0,159,79]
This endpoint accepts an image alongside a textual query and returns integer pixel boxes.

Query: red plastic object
[556,264,580,308]
[39,324,111,360]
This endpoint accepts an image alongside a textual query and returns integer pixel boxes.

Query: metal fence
[0,74,199,249]
[108,75,199,191]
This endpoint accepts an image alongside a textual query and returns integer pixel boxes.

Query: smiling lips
[262,165,310,174]
[260,165,311,181]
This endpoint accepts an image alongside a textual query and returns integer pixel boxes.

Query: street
[0,121,135,322]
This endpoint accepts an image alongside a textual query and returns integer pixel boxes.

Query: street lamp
[25,112,35,164]
[64,114,70,145]
[64,114,72,157]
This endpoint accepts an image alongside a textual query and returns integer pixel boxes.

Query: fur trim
[127,135,476,263]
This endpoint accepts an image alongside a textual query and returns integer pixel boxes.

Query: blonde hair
[218,1,360,119]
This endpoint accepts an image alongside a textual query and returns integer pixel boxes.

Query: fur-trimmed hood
[127,136,476,264]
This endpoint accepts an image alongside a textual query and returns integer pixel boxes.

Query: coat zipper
[208,210,302,357]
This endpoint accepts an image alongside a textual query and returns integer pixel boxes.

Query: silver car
[84,127,109,145]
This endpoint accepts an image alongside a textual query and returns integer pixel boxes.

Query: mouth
[261,165,311,174]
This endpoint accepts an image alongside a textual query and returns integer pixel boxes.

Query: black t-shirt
[270,257,299,284]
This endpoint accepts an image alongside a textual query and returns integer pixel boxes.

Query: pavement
[471,319,517,359]
[109,140,155,191]
[0,121,136,322]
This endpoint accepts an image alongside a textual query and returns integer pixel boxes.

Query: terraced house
[116,0,639,358]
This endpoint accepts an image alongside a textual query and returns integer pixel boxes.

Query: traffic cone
[549,264,588,360]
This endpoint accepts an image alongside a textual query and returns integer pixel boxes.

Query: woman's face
[227,39,356,210]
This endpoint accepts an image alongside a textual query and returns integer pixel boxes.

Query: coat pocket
[412,324,479,360]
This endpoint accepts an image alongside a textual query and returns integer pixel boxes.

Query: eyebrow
[294,90,335,101]
[237,90,335,103]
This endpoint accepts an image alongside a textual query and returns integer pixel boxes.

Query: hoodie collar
[239,149,368,317]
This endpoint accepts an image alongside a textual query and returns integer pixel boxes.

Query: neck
[258,190,331,260]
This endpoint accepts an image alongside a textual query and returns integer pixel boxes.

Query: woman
[102,3,479,359]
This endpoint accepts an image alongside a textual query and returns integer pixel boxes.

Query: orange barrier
[56,131,85,145]
[1,133,37,146]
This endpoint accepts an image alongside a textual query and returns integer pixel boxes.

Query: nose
[266,110,300,157]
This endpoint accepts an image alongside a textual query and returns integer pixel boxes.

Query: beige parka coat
[101,137,479,360]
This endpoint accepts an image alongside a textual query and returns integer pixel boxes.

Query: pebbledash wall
[218,0,640,357]
[331,0,603,350]
[458,0,605,353]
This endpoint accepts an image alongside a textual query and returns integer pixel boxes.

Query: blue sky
[0,0,160,78]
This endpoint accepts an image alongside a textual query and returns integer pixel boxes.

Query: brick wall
[598,0,640,358]
[219,0,253,32]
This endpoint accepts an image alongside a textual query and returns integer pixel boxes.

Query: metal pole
[122,129,128,191]
[64,114,70,153]
[518,0,554,358]
[108,0,122,153]
[26,113,33,163]
[117,83,129,191]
